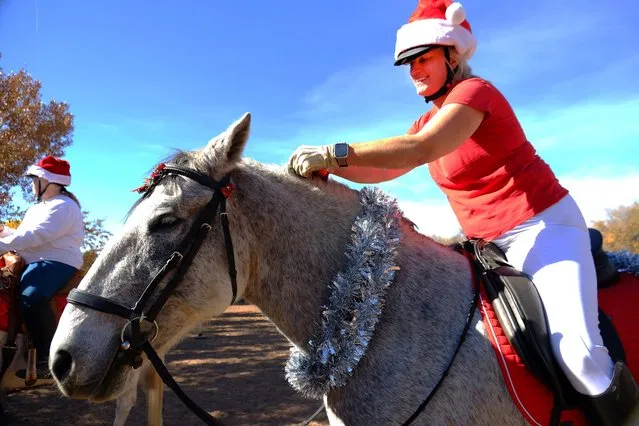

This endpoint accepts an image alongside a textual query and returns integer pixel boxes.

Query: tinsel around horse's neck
[237,164,364,348]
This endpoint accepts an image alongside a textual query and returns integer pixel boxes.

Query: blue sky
[1,0,638,237]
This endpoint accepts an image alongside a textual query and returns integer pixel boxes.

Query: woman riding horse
[288,1,638,424]
[0,156,84,378]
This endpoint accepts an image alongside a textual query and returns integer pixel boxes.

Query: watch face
[335,143,348,158]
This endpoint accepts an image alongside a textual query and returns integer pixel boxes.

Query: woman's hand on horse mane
[287,103,484,178]
[288,145,340,177]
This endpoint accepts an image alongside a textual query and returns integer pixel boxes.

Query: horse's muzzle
[51,344,129,401]
[51,349,101,399]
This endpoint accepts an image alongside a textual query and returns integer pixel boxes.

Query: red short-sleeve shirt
[408,77,568,240]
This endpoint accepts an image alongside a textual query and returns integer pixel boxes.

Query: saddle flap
[495,266,558,382]
[469,240,577,405]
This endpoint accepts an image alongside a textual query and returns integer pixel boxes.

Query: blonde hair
[60,186,81,208]
[448,48,474,83]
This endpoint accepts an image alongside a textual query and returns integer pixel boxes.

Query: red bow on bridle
[132,162,237,199]
[132,163,168,193]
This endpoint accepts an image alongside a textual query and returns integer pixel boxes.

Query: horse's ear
[223,112,251,163]
[204,112,251,167]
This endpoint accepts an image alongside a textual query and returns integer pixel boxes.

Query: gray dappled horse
[49,112,615,425]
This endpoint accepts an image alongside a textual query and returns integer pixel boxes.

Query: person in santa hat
[0,155,85,379]
[288,0,637,423]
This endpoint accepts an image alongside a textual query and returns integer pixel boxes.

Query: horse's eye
[149,215,181,232]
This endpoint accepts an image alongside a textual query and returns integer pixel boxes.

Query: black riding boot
[589,362,639,425]
[21,299,57,379]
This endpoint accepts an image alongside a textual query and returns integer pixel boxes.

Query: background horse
[0,323,165,425]
[0,254,164,425]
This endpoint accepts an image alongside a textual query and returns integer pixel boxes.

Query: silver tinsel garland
[285,187,401,399]
[608,250,639,276]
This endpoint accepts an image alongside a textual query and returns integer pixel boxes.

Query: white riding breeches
[491,194,614,396]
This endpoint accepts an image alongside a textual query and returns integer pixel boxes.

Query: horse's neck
[237,167,362,348]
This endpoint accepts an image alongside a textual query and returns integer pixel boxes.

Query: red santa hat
[394,0,477,65]
[25,155,72,186]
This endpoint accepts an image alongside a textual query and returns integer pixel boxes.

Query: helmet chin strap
[35,179,51,202]
[423,47,457,104]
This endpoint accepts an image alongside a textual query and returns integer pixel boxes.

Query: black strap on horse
[67,164,238,425]
[401,246,480,425]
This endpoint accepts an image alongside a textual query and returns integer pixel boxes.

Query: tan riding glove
[288,145,339,177]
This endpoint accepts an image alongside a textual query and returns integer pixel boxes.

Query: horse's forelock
[124,149,211,222]
[170,149,204,170]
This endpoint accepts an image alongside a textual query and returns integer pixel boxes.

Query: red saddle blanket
[479,272,639,425]
[0,293,68,332]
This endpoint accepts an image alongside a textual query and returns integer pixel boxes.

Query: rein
[67,163,237,425]
[402,246,480,425]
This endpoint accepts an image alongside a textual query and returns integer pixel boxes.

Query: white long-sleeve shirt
[0,195,84,269]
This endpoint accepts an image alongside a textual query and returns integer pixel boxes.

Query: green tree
[0,59,74,221]
[81,213,112,271]
[592,202,639,253]
[0,58,111,269]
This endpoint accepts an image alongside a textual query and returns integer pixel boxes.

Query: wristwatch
[334,142,349,167]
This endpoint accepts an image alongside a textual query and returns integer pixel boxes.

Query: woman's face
[30,176,47,196]
[409,47,450,97]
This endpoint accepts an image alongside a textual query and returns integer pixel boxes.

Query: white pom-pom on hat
[445,2,466,25]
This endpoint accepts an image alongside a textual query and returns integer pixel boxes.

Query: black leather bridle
[67,163,238,425]
[64,162,477,426]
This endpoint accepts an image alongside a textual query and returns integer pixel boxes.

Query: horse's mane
[125,149,200,221]
[123,148,424,242]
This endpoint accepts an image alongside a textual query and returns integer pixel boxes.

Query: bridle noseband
[66,163,238,425]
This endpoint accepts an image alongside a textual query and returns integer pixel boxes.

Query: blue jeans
[20,260,78,308]
[19,260,78,361]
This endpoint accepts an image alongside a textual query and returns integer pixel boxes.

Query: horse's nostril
[51,349,73,382]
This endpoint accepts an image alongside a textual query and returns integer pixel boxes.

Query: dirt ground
[3,305,330,426]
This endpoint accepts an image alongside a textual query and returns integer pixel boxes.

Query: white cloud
[560,174,639,225]
[397,198,461,238]
[388,174,639,238]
